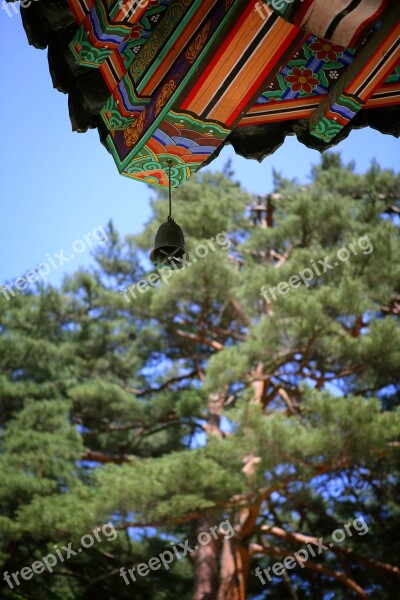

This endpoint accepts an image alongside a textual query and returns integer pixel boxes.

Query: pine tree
[0,155,399,599]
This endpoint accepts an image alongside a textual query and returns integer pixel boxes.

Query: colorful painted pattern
[240,62,400,127]
[256,35,355,104]
[121,111,230,187]
[65,0,400,187]
[309,4,400,141]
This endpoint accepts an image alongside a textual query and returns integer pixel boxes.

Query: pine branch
[229,296,252,328]
[176,329,224,351]
[137,370,197,396]
[82,450,136,464]
[260,526,400,581]
[250,543,369,599]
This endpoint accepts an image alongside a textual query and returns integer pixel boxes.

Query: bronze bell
[150,216,188,269]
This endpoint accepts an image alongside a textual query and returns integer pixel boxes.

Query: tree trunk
[192,517,220,600]
[217,537,251,600]
[192,392,253,600]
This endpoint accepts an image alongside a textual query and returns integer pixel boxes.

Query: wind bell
[149,160,188,269]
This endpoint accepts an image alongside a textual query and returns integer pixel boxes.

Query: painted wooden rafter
[104,0,307,186]
[64,0,400,188]
[309,3,400,142]
[263,0,391,47]
[239,82,400,126]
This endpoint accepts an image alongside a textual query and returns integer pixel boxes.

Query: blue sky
[1,13,399,288]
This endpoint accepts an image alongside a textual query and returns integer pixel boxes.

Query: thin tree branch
[250,543,368,599]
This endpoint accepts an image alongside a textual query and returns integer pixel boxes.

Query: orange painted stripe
[210,23,300,125]
[361,53,400,101]
[181,0,260,111]
[246,96,320,115]
[101,68,116,91]
[238,83,400,127]
[100,66,117,91]
[100,53,126,92]
[113,53,127,79]
[183,6,270,116]
[106,55,125,82]
[365,94,400,108]
[239,108,314,125]
[140,0,217,95]
[239,97,319,125]
[147,137,168,155]
[68,0,95,24]
[178,154,210,163]
[365,83,400,108]
[373,83,400,96]
[165,145,190,157]
[347,24,400,96]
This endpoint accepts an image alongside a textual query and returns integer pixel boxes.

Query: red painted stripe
[181,0,258,110]
[141,0,217,96]
[238,108,314,125]
[112,51,126,79]
[112,85,145,118]
[100,51,127,92]
[365,94,400,108]
[348,0,389,47]
[67,1,83,23]
[99,65,116,91]
[68,0,95,24]
[326,109,348,126]
[226,28,303,126]
[347,25,400,96]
